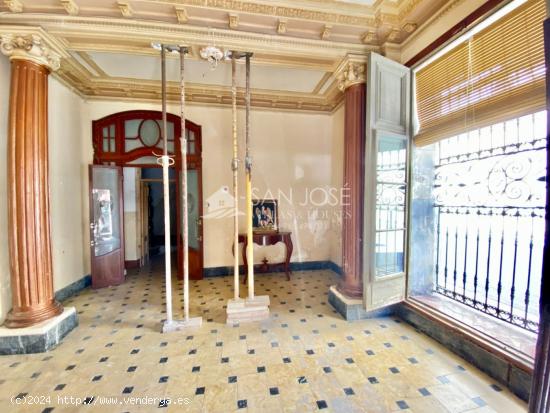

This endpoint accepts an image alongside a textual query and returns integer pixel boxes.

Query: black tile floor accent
[0,266,526,413]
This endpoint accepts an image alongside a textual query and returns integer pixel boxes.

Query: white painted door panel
[364,52,411,311]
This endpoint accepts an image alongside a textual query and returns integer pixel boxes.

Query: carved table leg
[242,238,248,285]
[284,235,293,281]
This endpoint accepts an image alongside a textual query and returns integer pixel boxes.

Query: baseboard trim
[203,261,342,278]
[54,275,91,302]
[125,259,140,269]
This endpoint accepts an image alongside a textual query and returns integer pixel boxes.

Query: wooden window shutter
[414,0,546,147]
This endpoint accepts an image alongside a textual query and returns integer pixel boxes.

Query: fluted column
[1,34,63,328]
[337,61,366,299]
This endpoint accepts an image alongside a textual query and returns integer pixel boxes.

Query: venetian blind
[414,0,546,147]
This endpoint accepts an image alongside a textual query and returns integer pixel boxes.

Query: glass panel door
[92,167,122,257]
[375,134,407,277]
[89,165,125,289]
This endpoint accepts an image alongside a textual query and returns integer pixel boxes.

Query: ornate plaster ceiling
[0,0,450,112]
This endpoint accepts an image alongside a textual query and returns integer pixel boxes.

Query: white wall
[83,101,342,268]
[0,56,11,323]
[48,78,89,293]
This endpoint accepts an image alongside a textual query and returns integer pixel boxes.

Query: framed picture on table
[252,199,278,232]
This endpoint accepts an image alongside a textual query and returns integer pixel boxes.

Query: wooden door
[177,126,204,280]
[177,166,204,280]
[89,165,125,288]
[140,182,150,266]
[363,52,411,311]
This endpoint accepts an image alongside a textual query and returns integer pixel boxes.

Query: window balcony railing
[432,111,547,333]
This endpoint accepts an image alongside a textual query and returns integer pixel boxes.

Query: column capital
[0,34,61,71]
[335,55,367,92]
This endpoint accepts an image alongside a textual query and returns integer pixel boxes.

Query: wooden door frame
[91,110,204,279]
[88,164,125,288]
[175,162,204,280]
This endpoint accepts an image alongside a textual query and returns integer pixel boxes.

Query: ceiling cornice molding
[150,0,376,27]
[50,66,345,112]
[399,0,464,50]
[0,14,374,59]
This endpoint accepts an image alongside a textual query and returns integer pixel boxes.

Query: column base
[4,300,63,329]
[0,307,78,355]
[329,286,394,321]
[336,279,363,299]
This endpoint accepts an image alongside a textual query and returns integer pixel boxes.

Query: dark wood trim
[405,0,509,67]
[403,298,534,374]
[124,259,140,269]
[527,17,550,413]
[238,232,293,282]
[92,109,202,166]
[92,109,204,281]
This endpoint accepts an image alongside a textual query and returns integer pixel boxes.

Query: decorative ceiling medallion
[199,45,228,69]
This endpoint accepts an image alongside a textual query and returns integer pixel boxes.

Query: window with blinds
[414,0,546,147]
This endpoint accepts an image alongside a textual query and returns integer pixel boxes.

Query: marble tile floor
[0,263,527,412]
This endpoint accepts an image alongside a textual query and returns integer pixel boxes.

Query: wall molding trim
[203,260,342,277]
[54,275,91,302]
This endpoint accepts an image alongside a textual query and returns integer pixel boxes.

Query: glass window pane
[375,133,407,278]
[377,135,406,184]
[91,168,121,257]
[140,119,161,147]
[125,139,141,152]
[124,119,140,138]
[103,137,109,152]
[185,169,200,250]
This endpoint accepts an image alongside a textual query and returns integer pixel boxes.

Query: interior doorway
[141,168,177,260]
[91,110,204,285]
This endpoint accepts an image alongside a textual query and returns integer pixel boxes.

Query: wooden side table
[237,231,293,283]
